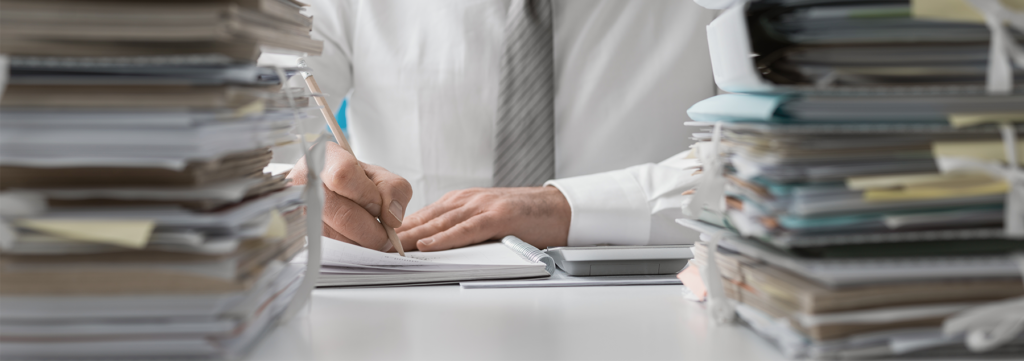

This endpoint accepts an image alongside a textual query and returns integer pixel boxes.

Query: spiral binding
[501,236,555,275]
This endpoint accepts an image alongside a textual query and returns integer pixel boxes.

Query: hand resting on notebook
[288,142,413,251]
[396,187,570,252]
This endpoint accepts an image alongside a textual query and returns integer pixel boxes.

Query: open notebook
[316,236,552,287]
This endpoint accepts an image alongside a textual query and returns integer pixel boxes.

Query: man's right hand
[288,142,413,251]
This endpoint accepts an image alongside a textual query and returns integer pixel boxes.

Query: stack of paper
[687,240,1024,359]
[0,0,320,61]
[747,0,1023,89]
[0,0,322,359]
[686,93,1021,248]
[682,0,1024,358]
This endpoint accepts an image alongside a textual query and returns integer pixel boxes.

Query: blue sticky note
[686,94,788,122]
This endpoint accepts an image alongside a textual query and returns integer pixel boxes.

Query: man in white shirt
[291,0,713,252]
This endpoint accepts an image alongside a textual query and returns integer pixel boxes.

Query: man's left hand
[396,187,571,251]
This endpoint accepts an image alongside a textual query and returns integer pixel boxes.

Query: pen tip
[383,223,405,257]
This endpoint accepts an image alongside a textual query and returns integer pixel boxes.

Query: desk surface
[249,285,787,360]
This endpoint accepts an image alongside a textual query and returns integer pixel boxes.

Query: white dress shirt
[301,0,714,246]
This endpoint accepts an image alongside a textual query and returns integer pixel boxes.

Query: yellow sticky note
[263,209,287,241]
[912,0,1024,23]
[949,113,1024,128]
[14,219,155,249]
[864,181,1009,202]
[912,0,985,23]
[232,100,266,118]
[846,172,995,191]
[933,140,1024,166]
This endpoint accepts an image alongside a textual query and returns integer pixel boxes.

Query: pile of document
[681,0,1024,359]
[0,0,322,359]
[746,0,1022,89]
[686,94,1023,248]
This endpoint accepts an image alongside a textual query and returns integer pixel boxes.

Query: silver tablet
[544,245,693,276]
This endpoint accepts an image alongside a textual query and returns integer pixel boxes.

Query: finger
[322,222,354,244]
[395,193,466,234]
[321,142,384,217]
[397,206,476,249]
[287,156,309,185]
[416,213,498,252]
[361,162,413,229]
[322,184,389,250]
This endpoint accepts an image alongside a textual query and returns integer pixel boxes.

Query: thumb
[362,162,413,229]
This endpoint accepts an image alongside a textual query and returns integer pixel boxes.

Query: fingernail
[389,200,404,222]
[419,238,434,246]
[365,203,381,217]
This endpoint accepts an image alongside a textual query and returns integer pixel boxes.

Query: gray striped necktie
[493,0,555,188]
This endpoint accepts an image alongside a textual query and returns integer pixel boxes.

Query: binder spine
[501,236,555,275]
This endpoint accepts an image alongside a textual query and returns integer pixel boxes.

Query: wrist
[543,185,570,216]
[542,185,571,245]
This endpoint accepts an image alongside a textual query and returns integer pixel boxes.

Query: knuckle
[437,211,462,229]
[381,178,413,198]
[439,190,458,201]
[478,214,505,236]
[396,179,413,197]
[336,158,360,178]
[463,219,485,233]
[466,195,486,205]
[452,189,471,198]
[491,199,515,213]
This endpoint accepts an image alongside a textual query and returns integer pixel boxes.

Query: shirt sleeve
[545,151,703,246]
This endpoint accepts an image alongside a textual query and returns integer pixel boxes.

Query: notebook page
[321,237,537,268]
[407,242,535,266]
[321,237,436,267]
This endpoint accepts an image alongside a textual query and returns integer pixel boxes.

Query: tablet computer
[545,245,693,276]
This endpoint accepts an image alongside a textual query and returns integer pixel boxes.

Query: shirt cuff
[546,169,650,247]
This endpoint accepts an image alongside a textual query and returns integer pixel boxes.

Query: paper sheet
[949,113,1024,128]
[911,0,1024,23]
[321,237,436,267]
[0,55,8,99]
[320,237,536,268]
[911,0,988,23]
[933,140,1024,166]
[847,172,995,191]
[865,181,1008,201]
[13,219,155,249]
[262,209,286,241]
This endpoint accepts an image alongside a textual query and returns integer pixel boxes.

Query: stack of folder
[681,0,1024,359]
[0,0,323,359]
[748,0,1023,88]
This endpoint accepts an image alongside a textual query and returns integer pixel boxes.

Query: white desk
[249,285,788,360]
